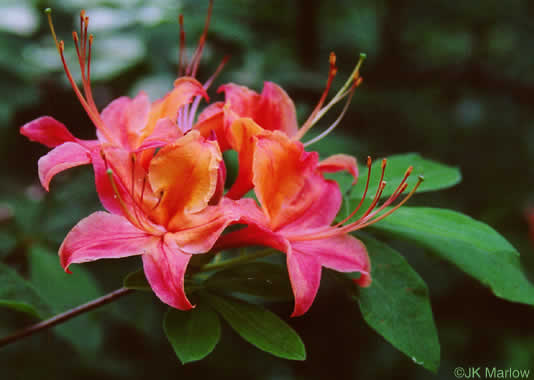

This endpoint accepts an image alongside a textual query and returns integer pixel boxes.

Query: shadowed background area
[1,0,533,378]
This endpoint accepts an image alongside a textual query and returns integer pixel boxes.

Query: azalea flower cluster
[20,6,422,316]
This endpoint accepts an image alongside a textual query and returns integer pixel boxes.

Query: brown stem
[0,287,133,349]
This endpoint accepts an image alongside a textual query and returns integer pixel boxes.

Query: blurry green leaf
[123,268,151,291]
[0,229,17,257]
[202,293,305,361]
[29,245,103,353]
[206,262,292,300]
[350,153,461,199]
[163,304,221,364]
[371,207,534,305]
[354,234,440,372]
[0,262,51,318]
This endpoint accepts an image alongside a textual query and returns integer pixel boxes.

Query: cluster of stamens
[288,157,424,241]
[294,52,366,146]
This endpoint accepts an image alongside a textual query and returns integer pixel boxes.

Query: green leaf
[0,262,51,318]
[123,269,151,291]
[202,293,306,361]
[349,153,461,198]
[370,207,534,305]
[163,304,221,364]
[205,262,292,300]
[29,245,104,353]
[354,234,440,372]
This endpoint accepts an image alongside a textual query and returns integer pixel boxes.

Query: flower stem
[0,287,133,349]
[0,249,278,348]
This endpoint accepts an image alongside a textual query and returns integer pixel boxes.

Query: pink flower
[59,131,240,310]
[216,120,423,316]
[217,52,364,199]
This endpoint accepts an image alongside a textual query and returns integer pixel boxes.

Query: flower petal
[38,142,91,191]
[147,77,207,135]
[225,118,267,199]
[100,92,151,150]
[165,198,241,253]
[90,146,126,215]
[142,240,193,310]
[219,82,298,137]
[318,154,359,184]
[252,131,323,230]
[20,116,77,148]
[292,234,371,287]
[195,107,229,151]
[148,131,222,226]
[286,249,322,317]
[281,179,341,233]
[135,118,183,151]
[59,211,158,272]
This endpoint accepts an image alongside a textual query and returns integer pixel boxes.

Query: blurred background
[1,0,534,378]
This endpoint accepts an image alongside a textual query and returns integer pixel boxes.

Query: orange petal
[219,82,298,137]
[194,107,229,151]
[144,77,207,139]
[317,154,358,184]
[225,118,268,199]
[148,131,222,227]
[252,131,322,230]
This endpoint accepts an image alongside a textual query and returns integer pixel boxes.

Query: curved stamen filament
[45,9,115,144]
[294,52,337,141]
[288,167,422,242]
[185,55,230,130]
[302,78,358,147]
[295,53,366,142]
[106,169,143,230]
[359,159,387,220]
[187,0,214,77]
[178,14,186,76]
[333,156,372,227]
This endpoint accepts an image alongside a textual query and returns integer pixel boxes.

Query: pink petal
[100,92,151,150]
[318,154,359,184]
[286,249,322,317]
[90,147,124,215]
[197,101,224,123]
[292,234,371,287]
[165,198,242,254]
[20,116,77,148]
[252,132,323,229]
[38,142,91,191]
[257,82,299,137]
[219,82,298,137]
[135,118,182,151]
[59,211,158,272]
[281,179,341,233]
[142,240,193,310]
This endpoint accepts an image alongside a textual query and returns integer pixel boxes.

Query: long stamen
[294,52,337,141]
[302,77,359,147]
[356,166,413,223]
[45,9,115,143]
[187,0,213,77]
[178,14,186,76]
[106,169,142,229]
[289,166,421,242]
[359,159,387,219]
[185,55,230,130]
[346,176,424,231]
[307,53,366,130]
[152,192,164,210]
[333,156,372,227]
